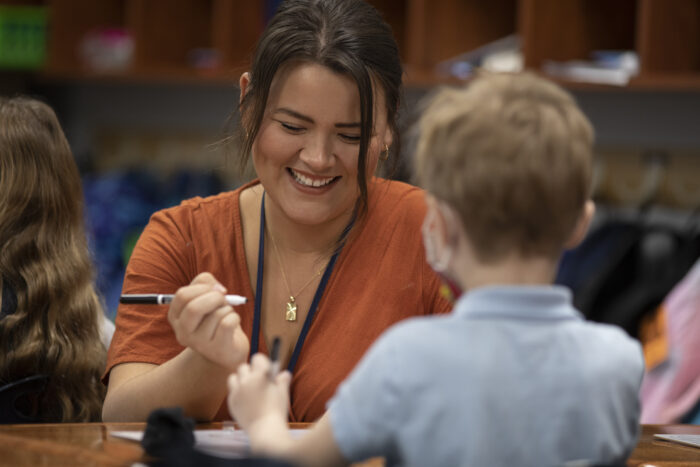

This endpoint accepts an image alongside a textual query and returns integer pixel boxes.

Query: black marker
[268,336,281,381]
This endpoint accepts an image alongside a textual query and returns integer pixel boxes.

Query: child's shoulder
[371,313,459,357]
[571,320,644,377]
[577,319,641,350]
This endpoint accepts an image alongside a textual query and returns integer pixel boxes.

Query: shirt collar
[452,285,581,321]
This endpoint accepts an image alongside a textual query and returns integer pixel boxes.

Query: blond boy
[226,72,643,467]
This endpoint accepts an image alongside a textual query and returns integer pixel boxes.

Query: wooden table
[0,423,698,466]
[0,422,382,466]
[628,425,700,466]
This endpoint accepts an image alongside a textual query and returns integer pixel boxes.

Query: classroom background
[1,0,699,424]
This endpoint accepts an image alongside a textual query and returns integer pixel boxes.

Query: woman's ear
[239,72,251,104]
[382,126,394,150]
[564,200,595,249]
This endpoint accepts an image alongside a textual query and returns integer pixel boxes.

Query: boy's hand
[227,353,292,433]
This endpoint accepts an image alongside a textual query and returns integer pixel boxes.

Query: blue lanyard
[250,193,353,373]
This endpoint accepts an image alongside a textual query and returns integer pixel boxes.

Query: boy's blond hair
[415,72,594,262]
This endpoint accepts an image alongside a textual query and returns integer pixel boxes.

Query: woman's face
[244,62,392,227]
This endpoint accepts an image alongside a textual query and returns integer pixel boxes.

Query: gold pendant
[285,296,297,321]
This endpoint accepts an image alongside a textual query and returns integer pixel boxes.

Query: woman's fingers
[168,283,213,322]
[165,273,248,369]
[212,311,240,346]
[179,291,229,333]
[168,272,229,338]
[169,278,225,321]
[191,272,225,288]
[215,313,244,365]
[196,305,233,340]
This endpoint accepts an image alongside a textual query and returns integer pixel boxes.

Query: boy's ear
[239,72,251,104]
[564,200,595,249]
[426,194,462,247]
[423,193,447,242]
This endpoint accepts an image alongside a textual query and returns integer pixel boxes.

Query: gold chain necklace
[267,228,326,322]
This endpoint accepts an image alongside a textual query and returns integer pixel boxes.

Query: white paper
[654,434,700,449]
[110,429,306,459]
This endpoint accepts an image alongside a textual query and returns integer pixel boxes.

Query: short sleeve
[103,207,196,382]
[326,329,405,463]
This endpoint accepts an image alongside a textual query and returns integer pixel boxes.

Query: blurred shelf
[2,0,699,91]
[36,66,245,87]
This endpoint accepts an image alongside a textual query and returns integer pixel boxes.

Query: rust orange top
[104,178,451,422]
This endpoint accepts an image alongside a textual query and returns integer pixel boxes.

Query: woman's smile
[287,168,340,190]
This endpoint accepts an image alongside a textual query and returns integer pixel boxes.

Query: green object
[0,5,47,69]
[122,228,143,267]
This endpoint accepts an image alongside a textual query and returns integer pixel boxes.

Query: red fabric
[104,178,451,422]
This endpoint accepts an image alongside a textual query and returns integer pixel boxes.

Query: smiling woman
[102,0,451,424]
[246,62,387,230]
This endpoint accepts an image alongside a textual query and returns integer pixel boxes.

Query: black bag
[142,407,294,467]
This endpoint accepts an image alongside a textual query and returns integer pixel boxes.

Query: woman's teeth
[290,169,336,187]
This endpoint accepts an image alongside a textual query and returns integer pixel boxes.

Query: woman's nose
[299,137,334,171]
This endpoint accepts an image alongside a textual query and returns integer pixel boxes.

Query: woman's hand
[227,353,292,433]
[168,272,249,371]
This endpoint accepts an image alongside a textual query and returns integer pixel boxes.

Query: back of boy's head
[415,71,594,263]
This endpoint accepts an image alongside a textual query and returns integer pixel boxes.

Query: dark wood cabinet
[4,0,700,88]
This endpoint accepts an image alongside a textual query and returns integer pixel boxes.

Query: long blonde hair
[0,96,106,422]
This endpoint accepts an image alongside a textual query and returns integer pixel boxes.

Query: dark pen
[268,337,281,381]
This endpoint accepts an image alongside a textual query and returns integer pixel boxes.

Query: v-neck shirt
[104,178,451,421]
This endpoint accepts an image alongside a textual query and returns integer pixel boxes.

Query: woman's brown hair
[236,0,403,217]
[0,96,106,422]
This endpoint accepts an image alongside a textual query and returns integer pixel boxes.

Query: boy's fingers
[276,370,292,390]
[237,363,251,379]
[227,374,238,392]
[251,353,271,373]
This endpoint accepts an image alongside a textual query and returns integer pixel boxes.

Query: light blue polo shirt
[328,285,643,467]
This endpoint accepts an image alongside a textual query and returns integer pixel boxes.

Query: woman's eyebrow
[274,108,360,129]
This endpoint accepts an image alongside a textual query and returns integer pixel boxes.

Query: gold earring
[379,144,390,161]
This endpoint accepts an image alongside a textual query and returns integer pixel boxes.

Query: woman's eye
[340,134,361,143]
[280,122,303,132]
